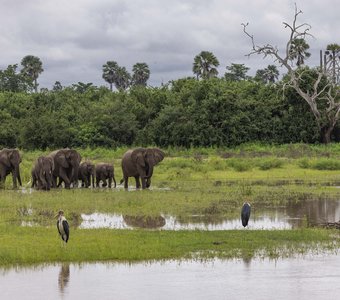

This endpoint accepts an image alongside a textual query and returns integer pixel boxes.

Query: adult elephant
[48,149,81,189]
[95,163,116,188]
[121,148,165,189]
[0,148,22,189]
[78,161,95,188]
[31,156,54,190]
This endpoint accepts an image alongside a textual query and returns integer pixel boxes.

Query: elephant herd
[0,147,165,190]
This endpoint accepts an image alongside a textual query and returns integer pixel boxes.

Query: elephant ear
[151,148,165,166]
[0,150,11,167]
[56,151,69,168]
[131,148,146,167]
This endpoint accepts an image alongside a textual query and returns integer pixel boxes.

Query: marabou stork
[56,210,69,243]
[241,202,251,227]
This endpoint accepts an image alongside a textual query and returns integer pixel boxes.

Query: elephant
[47,149,82,189]
[120,148,165,189]
[31,156,55,190]
[78,161,95,188]
[0,148,22,189]
[95,163,116,188]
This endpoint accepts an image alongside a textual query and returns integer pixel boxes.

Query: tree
[255,65,279,83]
[0,64,31,92]
[324,43,340,84]
[20,55,43,92]
[289,38,311,66]
[192,51,219,80]
[243,5,340,144]
[102,61,119,91]
[114,66,131,91]
[224,63,250,81]
[53,81,63,91]
[132,62,150,86]
[72,82,95,93]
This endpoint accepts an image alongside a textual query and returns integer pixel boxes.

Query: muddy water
[79,199,340,230]
[1,254,339,300]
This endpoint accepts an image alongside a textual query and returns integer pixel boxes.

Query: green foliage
[0,77,329,150]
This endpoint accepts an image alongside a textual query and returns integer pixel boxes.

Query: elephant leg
[96,176,100,188]
[123,177,129,189]
[59,169,71,189]
[135,176,141,189]
[108,177,112,188]
[11,172,18,189]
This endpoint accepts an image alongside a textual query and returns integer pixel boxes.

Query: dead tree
[242,5,340,143]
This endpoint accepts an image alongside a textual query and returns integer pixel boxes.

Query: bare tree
[242,5,340,143]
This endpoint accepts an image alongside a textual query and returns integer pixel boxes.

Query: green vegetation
[0,77,323,150]
[0,145,340,265]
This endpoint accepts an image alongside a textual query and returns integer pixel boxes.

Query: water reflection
[79,199,340,230]
[58,263,70,295]
[1,255,339,300]
[123,215,166,228]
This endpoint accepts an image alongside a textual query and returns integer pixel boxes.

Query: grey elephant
[47,149,82,189]
[31,156,54,190]
[95,163,116,188]
[78,161,95,188]
[120,148,165,189]
[0,148,22,189]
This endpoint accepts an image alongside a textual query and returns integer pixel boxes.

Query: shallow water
[79,199,340,230]
[1,254,339,300]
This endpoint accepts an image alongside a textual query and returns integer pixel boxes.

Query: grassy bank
[0,225,338,266]
[1,144,340,265]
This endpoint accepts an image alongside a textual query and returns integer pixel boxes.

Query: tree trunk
[320,126,333,144]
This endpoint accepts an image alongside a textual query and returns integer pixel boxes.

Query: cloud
[0,0,339,89]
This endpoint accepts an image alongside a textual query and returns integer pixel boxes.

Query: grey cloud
[0,0,339,88]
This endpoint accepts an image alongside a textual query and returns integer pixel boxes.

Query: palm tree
[20,55,43,92]
[192,51,219,80]
[114,66,131,91]
[289,38,311,67]
[255,65,279,83]
[132,62,150,86]
[102,61,119,91]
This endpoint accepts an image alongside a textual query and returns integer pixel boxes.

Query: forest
[0,76,325,150]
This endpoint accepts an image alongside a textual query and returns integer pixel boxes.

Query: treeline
[0,77,329,150]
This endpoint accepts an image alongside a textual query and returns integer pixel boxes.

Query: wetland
[1,145,340,298]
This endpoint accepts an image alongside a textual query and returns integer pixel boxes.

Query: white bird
[56,210,69,243]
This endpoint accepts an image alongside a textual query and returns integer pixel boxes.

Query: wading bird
[241,202,251,227]
[56,210,69,243]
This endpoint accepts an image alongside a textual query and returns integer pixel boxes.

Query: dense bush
[0,78,326,150]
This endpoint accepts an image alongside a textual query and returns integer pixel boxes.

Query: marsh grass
[0,225,338,266]
[1,144,340,265]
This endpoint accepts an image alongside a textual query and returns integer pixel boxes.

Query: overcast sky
[0,0,338,89]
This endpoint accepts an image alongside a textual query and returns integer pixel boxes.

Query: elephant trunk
[146,165,154,179]
[71,165,80,187]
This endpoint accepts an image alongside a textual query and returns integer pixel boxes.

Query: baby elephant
[78,161,95,188]
[95,163,116,188]
[32,156,54,190]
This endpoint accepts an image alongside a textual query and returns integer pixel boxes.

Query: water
[1,254,339,300]
[79,199,340,230]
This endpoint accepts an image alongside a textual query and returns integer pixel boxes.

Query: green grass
[0,226,337,266]
[1,144,340,265]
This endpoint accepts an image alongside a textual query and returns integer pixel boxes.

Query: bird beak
[54,213,59,218]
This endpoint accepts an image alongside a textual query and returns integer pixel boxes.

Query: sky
[0,0,339,90]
